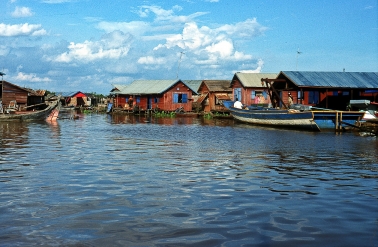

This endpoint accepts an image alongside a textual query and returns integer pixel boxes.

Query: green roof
[112,79,197,95]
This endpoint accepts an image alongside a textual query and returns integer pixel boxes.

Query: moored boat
[223,101,320,131]
[0,99,60,122]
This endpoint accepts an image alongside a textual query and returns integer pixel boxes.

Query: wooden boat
[0,99,60,122]
[223,101,320,131]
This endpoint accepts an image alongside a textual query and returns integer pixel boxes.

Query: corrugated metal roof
[57,91,84,97]
[111,84,128,92]
[203,80,232,92]
[234,73,278,87]
[281,71,378,88]
[184,80,202,93]
[116,79,196,95]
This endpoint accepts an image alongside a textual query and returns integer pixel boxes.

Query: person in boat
[288,92,293,107]
[233,99,243,109]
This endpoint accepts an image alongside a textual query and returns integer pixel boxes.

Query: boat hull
[0,100,60,122]
[223,101,319,131]
[231,108,319,130]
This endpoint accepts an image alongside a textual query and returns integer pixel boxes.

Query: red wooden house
[110,80,197,112]
[60,91,91,107]
[196,80,232,113]
[0,80,44,111]
[230,73,278,107]
[269,71,378,110]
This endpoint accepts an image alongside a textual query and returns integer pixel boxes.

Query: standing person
[233,98,243,109]
[288,92,293,107]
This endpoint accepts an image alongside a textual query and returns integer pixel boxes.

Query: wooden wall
[113,81,194,112]
[1,81,29,109]
[231,79,271,106]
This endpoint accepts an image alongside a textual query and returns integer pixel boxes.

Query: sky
[1,0,377,95]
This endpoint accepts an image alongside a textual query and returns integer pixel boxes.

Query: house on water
[230,73,278,107]
[266,71,378,110]
[110,79,197,112]
[196,80,232,113]
[0,80,45,111]
[60,91,91,107]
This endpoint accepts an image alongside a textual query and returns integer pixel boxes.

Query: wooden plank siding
[273,71,378,110]
[1,81,29,110]
[197,80,232,113]
[230,73,276,107]
[113,81,194,112]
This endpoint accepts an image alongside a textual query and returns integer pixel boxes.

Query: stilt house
[267,71,378,110]
[61,91,91,107]
[196,80,232,113]
[0,80,45,111]
[230,73,278,107]
[110,79,197,112]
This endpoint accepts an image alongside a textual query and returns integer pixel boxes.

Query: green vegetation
[203,112,230,119]
[153,111,176,118]
[203,113,212,119]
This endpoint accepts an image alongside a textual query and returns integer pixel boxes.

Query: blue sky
[1,0,377,94]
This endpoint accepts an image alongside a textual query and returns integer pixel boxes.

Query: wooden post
[335,111,339,131]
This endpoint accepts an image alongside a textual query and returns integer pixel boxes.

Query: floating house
[60,91,91,107]
[267,71,378,110]
[230,73,278,107]
[110,79,197,112]
[0,80,45,111]
[196,80,232,113]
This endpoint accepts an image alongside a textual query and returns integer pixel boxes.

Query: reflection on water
[0,114,377,246]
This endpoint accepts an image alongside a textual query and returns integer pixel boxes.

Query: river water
[0,113,377,247]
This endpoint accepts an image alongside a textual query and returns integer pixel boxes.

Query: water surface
[0,114,377,246]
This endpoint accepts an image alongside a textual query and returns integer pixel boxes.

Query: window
[234,88,242,101]
[262,90,268,100]
[173,93,187,103]
[297,91,302,100]
[154,97,159,103]
[308,91,319,104]
[136,96,140,103]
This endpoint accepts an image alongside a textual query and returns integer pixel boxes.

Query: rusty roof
[202,80,232,92]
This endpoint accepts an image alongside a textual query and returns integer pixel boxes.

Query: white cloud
[136,5,207,23]
[216,18,268,37]
[15,72,51,82]
[239,59,264,73]
[137,56,166,65]
[153,20,263,64]
[97,21,149,36]
[52,31,132,63]
[11,6,33,18]
[0,23,47,36]
[205,40,233,58]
